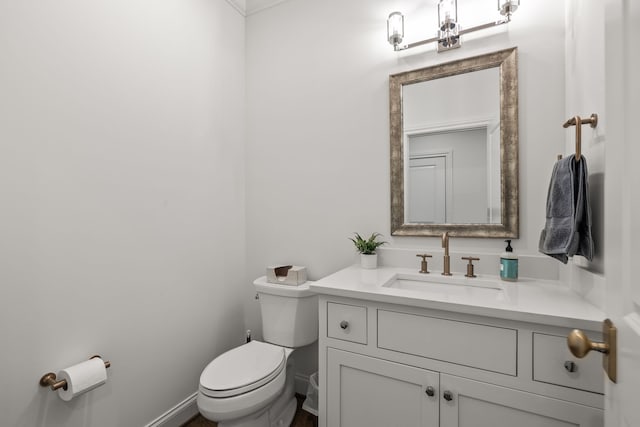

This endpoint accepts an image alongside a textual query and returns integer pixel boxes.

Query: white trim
[225,0,247,17]
[145,392,199,427]
[486,121,501,223]
[224,0,293,18]
[294,372,311,396]
[246,0,291,16]
[144,374,311,426]
[403,117,494,135]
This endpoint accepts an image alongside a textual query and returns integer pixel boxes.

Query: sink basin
[383,273,504,298]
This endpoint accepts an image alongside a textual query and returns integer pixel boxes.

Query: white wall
[562,0,606,309]
[0,1,247,426]
[245,0,567,377]
[403,67,499,128]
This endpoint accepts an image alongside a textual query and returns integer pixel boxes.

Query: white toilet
[197,276,318,427]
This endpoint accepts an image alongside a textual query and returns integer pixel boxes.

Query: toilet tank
[253,277,318,348]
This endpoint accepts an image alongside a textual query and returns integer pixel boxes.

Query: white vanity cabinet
[317,296,604,427]
[327,348,439,427]
[439,374,601,427]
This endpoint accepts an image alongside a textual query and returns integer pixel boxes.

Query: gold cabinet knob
[567,329,609,358]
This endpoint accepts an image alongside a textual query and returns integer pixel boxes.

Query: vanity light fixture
[387,11,404,47]
[387,0,520,53]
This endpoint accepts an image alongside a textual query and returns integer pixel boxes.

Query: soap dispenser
[500,240,518,282]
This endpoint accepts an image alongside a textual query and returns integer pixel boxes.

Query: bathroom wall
[245,0,567,376]
[562,0,606,309]
[0,1,247,426]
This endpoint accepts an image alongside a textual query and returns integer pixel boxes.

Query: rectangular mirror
[390,47,518,237]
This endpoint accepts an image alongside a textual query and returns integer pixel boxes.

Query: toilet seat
[199,341,286,398]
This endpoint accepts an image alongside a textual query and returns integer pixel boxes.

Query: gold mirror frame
[390,47,519,237]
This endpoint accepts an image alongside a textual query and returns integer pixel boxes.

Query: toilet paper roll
[57,358,108,401]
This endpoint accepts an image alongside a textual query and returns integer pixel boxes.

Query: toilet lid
[199,341,286,398]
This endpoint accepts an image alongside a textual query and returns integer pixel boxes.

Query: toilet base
[217,397,295,427]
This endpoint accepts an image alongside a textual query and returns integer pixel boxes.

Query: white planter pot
[360,254,378,269]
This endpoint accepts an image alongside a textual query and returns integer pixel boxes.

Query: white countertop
[310,265,605,331]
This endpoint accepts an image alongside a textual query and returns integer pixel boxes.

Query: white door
[602,0,640,426]
[407,155,446,223]
[326,348,439,427]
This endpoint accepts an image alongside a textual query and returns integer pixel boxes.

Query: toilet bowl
[197,341,295,426]
[197,277,318,427]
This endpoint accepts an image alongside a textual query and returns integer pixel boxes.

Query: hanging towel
[538,154,593,264]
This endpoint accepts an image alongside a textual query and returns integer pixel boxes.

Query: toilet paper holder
[39,355,111,391]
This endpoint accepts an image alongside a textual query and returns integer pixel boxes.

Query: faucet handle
[416,254,432,274]
[462,256,480,278]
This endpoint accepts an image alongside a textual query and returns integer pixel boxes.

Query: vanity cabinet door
[327,348,439,427]
[439,374,603,427]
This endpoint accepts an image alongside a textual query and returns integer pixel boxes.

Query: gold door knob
[567,329,609,358]
[566,319,617,383]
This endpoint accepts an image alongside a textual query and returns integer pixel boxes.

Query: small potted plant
[350,232,387,269]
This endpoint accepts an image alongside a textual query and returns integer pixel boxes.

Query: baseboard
[294,372,311,396]
[145,392,199,427]
[145,374,310,426]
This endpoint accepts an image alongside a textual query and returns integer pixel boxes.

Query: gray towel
[538,154,593,264]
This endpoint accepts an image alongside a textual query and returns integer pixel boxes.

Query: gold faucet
[442,232,452,276]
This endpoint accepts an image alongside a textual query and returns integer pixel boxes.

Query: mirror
[390,47,518,237]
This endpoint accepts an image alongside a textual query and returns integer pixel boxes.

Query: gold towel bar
[39,355,111,391]
[562,113,598,161]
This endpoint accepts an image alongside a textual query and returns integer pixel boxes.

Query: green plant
[349,232,387,255]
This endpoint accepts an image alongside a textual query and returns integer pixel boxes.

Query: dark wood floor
[182,394,317,427]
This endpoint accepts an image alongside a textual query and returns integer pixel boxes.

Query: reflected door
[407,155,446,223]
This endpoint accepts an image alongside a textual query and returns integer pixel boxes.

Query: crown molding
[225,0,246,16]
[245,0,291,16]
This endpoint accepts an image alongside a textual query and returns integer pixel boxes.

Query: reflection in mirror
[404,67,500,224]
[390,48,518,237]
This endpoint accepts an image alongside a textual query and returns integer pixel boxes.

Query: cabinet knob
[425,386,435,397]
[443,390,453,402]
[564,360,578,373]
[339,320,349,330]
